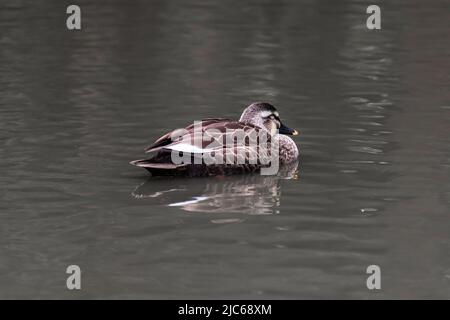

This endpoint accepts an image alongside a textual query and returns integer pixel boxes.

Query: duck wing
[151,120,270,156]
[144,118,231,153]
[132,119,273,176]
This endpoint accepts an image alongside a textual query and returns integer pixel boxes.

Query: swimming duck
[130,102,299,176]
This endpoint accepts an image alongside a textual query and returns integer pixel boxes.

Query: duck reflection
[132,161,299,215]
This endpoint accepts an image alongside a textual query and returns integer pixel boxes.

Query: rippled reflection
[132,161,299,215]
[2,0,450,299]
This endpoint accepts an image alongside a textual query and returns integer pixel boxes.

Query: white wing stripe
[166,143,214,153]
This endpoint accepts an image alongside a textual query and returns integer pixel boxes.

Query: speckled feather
[131,103,299,176]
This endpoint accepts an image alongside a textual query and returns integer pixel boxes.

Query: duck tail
[130,158,188,176]
[130,158,177,169]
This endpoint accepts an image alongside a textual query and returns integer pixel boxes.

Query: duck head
[239,102,299,136]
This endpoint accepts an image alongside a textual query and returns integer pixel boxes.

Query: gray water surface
[1,0,450,299]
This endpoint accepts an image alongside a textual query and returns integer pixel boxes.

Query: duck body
[279,134,299,165]
[131,103,299,177]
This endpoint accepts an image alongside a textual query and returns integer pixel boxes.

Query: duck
[130,102,299,177]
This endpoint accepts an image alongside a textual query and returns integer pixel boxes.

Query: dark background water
[1,0,449,299]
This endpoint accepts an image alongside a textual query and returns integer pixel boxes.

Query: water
[1,0,449,299]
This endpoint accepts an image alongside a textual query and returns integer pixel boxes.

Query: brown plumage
[130,102,299,177]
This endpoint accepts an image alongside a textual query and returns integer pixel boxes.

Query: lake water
[1,0,449,299]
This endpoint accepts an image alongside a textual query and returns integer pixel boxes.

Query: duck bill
[279,123,299,136]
